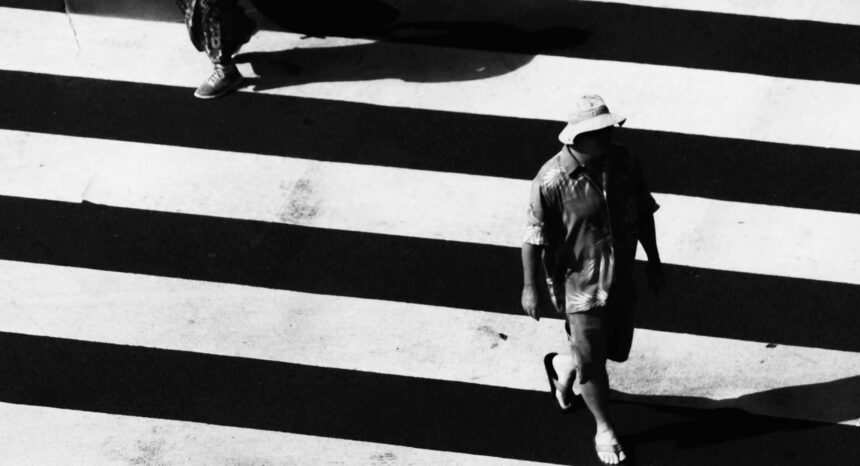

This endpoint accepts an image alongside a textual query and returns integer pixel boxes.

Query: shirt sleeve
[523,175,550,246]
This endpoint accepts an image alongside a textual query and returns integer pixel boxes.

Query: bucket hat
[558,95,626,144]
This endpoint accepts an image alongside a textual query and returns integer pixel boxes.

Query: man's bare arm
[521,242,543,320]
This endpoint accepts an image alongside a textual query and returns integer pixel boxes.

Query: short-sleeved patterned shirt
[524,144,658,313]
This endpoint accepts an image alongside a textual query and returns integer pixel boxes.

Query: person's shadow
[238,0,590,90]
[609,375,860,456]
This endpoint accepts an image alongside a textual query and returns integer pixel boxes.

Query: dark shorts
[563,285,636,382]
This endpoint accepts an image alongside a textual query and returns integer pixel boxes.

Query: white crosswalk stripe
[2,259,857,426]
[583,0,860,26]
[3,7,860,150]
[2,1,860,464]
[0,402,563,466]
[2,128,859,285]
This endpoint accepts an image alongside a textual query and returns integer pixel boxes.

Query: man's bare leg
[568,313,626,464]
[552,353,579,398]
[575,365,626,464]
[549,353,577,408]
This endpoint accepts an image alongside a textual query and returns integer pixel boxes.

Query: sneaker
[194,63,243,99]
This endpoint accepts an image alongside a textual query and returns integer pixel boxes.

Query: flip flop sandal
[595,442,627,465]
[543,352,578,413]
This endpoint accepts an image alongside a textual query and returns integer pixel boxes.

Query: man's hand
[521,284,540,321]
[646,260,665,296]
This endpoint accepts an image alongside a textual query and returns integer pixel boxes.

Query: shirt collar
[560,145,619,176]
[559,146,583,175]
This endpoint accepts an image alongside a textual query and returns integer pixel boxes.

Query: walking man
[521,95,664,464]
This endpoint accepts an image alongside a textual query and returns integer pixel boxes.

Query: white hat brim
[558,113,626,144]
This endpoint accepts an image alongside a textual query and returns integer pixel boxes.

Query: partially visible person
[521,95,664,464]
[175,0,258,99]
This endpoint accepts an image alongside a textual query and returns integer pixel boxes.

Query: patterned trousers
[175,0,254,64]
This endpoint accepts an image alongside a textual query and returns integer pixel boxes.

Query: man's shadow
[610,375,860,452]
[249,0,402,38]
[239,0,590,90]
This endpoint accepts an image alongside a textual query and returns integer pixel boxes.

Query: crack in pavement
[63,0,82,53]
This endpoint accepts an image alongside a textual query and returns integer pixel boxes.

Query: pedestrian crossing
[2,259,857,414]
[5,8,860,149]
[3,128,860,285]
[582,0,860,26]
[0,403,560,465]
[1,0,859,464]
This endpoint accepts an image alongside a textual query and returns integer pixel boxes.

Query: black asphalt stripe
[2,196,858,352]
[3,70,859,214]
[9,0,860,85]
[1,331,857,465]
[375,1,860,85]
[65,0,183,20]
[0,0,62,11]
[614,130,860,215]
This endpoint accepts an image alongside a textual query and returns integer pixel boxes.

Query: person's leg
[194,0,257,98]
[552,352,578,394]
[549,351,577,409]
[553,321,580,398]
[176,0,206,53]
[200,0,249,65]
[568,311,626,464]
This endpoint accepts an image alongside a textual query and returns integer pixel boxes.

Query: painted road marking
[6,69,858,215]
[584,0,860,26]
[2,129,858,286]
[0,402,562,465]
[2,259,858,426]
[2,8,860,151]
